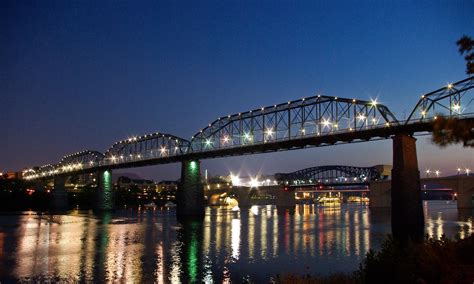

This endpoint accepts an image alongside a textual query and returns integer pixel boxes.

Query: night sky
[2,1,473,180]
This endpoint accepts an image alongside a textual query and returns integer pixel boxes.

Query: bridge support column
[369,180,391,208]
[53,175,68,210]
[177,160,204,217]
[232,187,251,207]
[96,170,114,210]
[275,187,296,207]
[391,134,424,241]
[457,185,474,209]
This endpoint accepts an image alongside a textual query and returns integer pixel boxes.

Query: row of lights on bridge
[425,168,471,177]
[291,176,368,185]
[212,97,379,122]
[23,97,385,178]
[200,117,389,148]
[22,82,467,180]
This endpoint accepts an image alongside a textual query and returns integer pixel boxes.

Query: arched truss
[104,132,190,164]
[190,95,398,152]
[39,164,56,175]
[406,76,474,124]
[58,150,105,173]
[22,168,37,180]
[275,165,381,185]
[23,164,56,179]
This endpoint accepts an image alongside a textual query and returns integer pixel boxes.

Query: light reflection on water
[0,201,471,283]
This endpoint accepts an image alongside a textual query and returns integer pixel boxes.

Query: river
[0,201,472,283]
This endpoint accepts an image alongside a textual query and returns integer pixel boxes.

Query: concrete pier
[53,175,68,210]
[391,134,424,241]
[369,180,391,208]
[275,187,296,208]
[177,160,205,217]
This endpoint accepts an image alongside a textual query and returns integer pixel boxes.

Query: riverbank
[276,234,474,283]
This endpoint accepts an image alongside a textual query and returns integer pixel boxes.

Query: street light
[435,170,440,177]
[425,169,431,177]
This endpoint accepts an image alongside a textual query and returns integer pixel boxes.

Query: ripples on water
[0,201,471,283]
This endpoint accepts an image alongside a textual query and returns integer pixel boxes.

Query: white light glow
[452,103,461,113]
[230,173,241,186]
[322,119,331,127]
[250,177,260,188]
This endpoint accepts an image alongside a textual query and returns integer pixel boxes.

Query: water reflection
[0,201,471,282]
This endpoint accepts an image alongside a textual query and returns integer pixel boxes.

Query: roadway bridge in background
[275,164,392,185]
[204,175,473,208]
[22,77,474,219]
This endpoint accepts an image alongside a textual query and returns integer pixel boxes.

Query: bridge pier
[177,160,205,217]
[275,187,296,207]
[96,170,114,210]
[230,186,253,207]
[456,181,474,209]
[369,180,391,208]
[53,175,68,210]
[391,134,424,241]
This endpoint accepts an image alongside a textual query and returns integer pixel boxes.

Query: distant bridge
[275,165,391,185]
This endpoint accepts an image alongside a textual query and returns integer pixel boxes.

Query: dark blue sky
[2,1,473,180]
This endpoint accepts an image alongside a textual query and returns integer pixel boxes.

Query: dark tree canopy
[456,35,474,75]
[431,37,474,148]
[432,117,474,148]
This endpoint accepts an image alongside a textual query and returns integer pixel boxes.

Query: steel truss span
[406,76,474,123]
[58,150,105,172]
[103,133,190,166]
[275,165,381,185]
[190,95,398,153]
[22,76,474,180]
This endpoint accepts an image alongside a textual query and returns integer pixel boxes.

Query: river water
[0,201,472,283]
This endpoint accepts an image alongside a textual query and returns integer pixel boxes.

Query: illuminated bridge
[275,165,390,186]
[22,77,474,217]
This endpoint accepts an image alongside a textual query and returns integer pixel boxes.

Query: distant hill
[112,172,144,183]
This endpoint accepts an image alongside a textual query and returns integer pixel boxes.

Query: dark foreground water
[0,201,472,283]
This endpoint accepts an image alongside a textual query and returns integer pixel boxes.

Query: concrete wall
[370,176,474,209]
[369,180,392,208]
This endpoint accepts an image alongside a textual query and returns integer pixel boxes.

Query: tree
[432,117,474,147]
[431,37,474,147]
[456,35,474,75]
